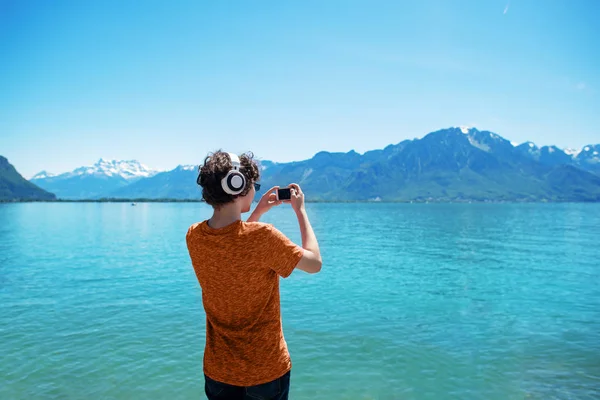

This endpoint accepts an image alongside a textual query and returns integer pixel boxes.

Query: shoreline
[2,199,600,204]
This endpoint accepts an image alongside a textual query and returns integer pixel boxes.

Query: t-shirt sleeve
[185,223,199,251]
[186,225,192,242]
[265,224,304,278]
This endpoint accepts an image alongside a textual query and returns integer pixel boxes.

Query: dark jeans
[204,370,291,400]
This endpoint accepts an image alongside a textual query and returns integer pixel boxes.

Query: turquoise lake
[1,202,599,399]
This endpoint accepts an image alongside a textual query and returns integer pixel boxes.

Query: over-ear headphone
[221,153,246,195]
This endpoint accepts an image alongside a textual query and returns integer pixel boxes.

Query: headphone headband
[227,152,241,168]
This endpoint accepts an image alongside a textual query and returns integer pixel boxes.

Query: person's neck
[208,204,242,229]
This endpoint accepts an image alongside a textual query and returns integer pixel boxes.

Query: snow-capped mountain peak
[519,141,540,153]
[577,145,600,164]
[31,170,56,180]
[32,159,160,182]
[461,129,513,154]
[78,159,158,180]
[173,165,197,172]
[564,148,581,158]
[514,141,542,159]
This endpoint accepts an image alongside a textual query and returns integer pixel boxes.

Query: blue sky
[1,0,599,178]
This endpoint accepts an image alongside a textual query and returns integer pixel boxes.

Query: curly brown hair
[197,150,260,208]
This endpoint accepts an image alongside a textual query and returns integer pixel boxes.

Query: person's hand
[247,186,282,222]
[288,183,305,213]
[252,186,282,217]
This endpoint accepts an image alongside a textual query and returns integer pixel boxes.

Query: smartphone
[277,188,292,201]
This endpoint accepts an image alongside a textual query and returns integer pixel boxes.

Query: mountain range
[30,159,159,199]
[257,128,600,202]
[0,156,56,201]
[16,127,600,202]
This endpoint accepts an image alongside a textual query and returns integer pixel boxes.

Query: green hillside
[0,156,56,201]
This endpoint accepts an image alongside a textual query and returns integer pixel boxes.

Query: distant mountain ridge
[1,156,56,201]
[108,165,202,199]
[28,127,600,201]
[31,159,160,199]
[32,158,159,180]
[574,145,600,175]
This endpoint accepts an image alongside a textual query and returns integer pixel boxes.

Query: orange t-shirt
[186,219,304,386]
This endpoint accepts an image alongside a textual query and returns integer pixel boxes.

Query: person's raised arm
[289,183,322,274]
[247,186,281,222]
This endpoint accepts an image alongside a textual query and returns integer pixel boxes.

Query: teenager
[186,151,322,399]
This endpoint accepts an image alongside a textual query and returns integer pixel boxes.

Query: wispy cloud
[576,82,587,91]
[503,2,510,14]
